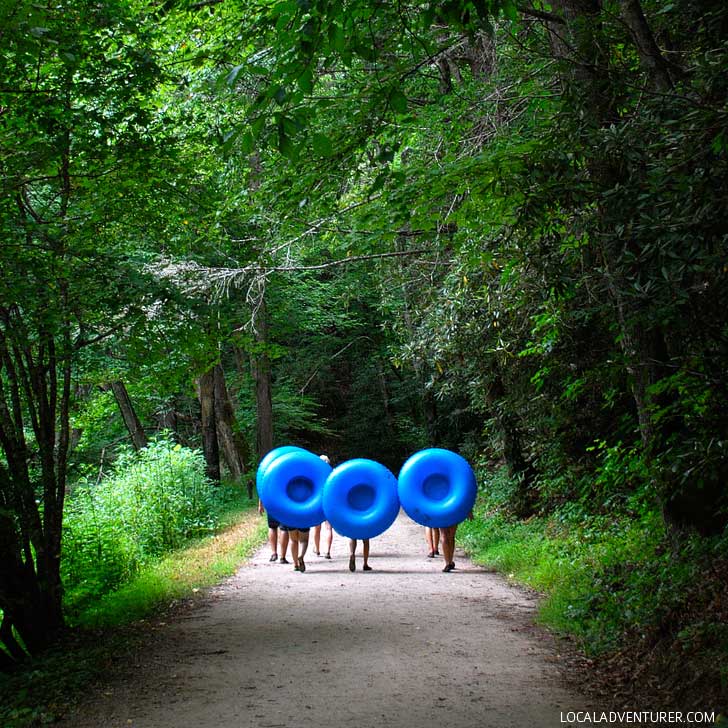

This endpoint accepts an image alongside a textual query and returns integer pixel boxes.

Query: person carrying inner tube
[313,455,334,559]
[439,511,474,573]
[258,500,291,564]
[349,538,372,572]
[286,524,310,572]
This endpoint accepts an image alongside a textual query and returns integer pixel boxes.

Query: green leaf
[222,129,239,153]
[501,0,518,21]
[297,66,314,93]
[329,23,346,53]
[239,131,255,154]
[279,136,298,160]
[390,89,408,114]
[370,171,388,193]
[273,85,288,105]
[312,132,333,156]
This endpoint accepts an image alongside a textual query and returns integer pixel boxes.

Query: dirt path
[61,513,596,728]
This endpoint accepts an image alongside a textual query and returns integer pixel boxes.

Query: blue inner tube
[397,448,477,528]
[256,446,309,501]
[260,450,332,528]
[323,459,400,540]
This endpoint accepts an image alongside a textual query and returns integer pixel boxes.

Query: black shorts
[280,524,310,533]
[267,515,280,529]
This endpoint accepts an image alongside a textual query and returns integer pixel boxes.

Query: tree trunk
[618,0,673,91]
[549,0,612,119]
[465,31,495,79]
[0,306,68,664]
[197,368,220,482]
[213,363,252,496]
[107,380,148,450]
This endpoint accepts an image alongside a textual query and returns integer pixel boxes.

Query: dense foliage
[62,437,218,617]
[1,0,726,707]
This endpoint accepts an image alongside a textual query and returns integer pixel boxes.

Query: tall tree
[0,0,170,662]
[105,381,148,451]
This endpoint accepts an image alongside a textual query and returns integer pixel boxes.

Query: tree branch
[222,248,440,278]
[517,4,566,25]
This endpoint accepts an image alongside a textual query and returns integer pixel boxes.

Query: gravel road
[60,512,594,728]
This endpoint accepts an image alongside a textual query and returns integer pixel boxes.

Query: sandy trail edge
[59,513,598,728]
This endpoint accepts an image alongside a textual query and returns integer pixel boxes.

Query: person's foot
[269,553,278,562]
[449,562,455,569]
[362,564,372,571]
[325,553,331,559]
[314,550,320,556]
[442,562,455,572]
[349,554,356,572]
[279,557,289,564]
[299,555,306,572]
[434,550,440,556]
[427,551,435,558]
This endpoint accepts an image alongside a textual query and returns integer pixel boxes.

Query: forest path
[61,513,595,728]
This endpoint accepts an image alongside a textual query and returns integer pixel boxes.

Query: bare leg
[313,524,321,555]
[279,530,290,563]
[268,527,278,560]
[349,539,356,571]
[290,531,299,569]
[440,526,457,572]
[324,521,333,557]
[362,539,371,570]
[425,527,435,557]
[433,527,441,555]
[298,531,309,572]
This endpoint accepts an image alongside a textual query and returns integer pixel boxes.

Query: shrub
[62,436,219,615]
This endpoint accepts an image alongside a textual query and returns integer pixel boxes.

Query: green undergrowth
[460,502,666,652]
[460,467,728,709]
[460,467,728,698]
[74,501,266,628]
[0,503,266,728]
[62,437,223,617]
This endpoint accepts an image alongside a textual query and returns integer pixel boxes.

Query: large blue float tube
[256,445,308,501]
[322,459,400,540]
[260,449,332,529]
[397,448,477,528]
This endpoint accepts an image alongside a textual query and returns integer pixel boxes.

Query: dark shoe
[363,564,372,571]
[325,553,331,559]
[269,553,278,562]
[449,562,455,569]
[314,550,320,556]
[434,550,440,556]
[443,563,455,573]
[279,557,289,564]
[349,555,356,572]
[427,551,435,559]
[299,556,306,573]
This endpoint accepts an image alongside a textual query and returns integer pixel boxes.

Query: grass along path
[76,504,267,628]
[0,505,266,728]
